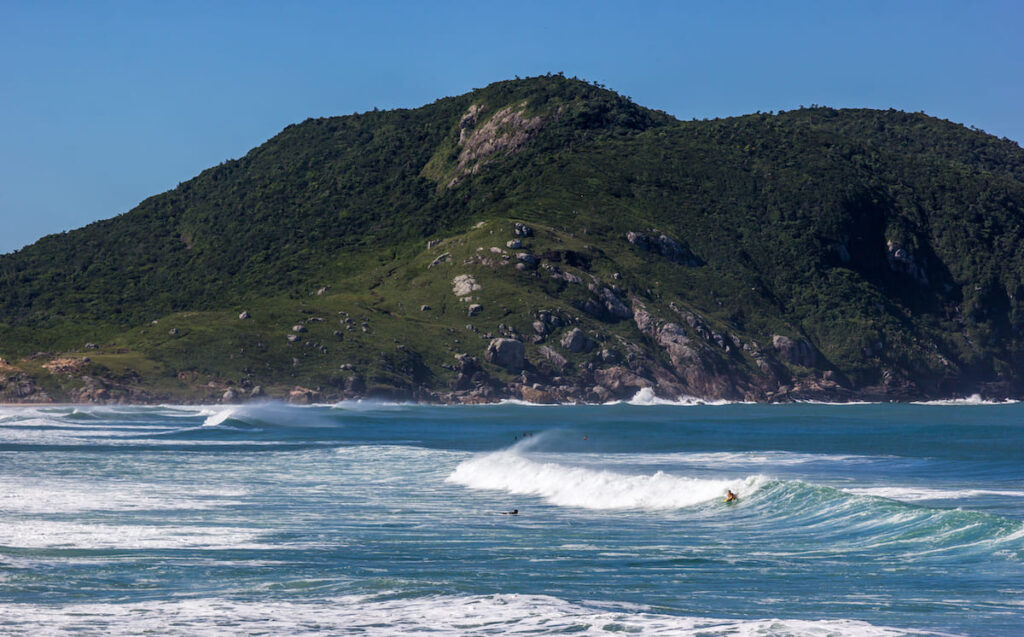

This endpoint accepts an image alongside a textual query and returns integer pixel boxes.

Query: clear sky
[1,0,1022,254]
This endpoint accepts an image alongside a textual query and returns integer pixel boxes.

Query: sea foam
[447,446,762,510]
[626,387,738,406]
[912,394,1020,406]
[0,593,917,636]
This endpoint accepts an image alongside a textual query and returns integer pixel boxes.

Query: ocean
[0,398,1021,635]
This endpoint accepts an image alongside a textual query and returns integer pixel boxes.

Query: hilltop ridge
[2,75,1023,404]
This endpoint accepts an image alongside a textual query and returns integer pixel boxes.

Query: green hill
[2,75,1022,404]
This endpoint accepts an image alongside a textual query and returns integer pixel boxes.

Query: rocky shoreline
[2,285,1017,407]
[1,364,1015,407]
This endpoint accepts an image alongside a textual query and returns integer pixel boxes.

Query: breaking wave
[447,444,764,510]
[912,394,1020,406]
[447,444,1024,561]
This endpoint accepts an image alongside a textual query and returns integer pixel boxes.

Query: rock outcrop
[561,328,595,354]
[626,231,702,266]
[772,335,819,368]
[485,338,525,372]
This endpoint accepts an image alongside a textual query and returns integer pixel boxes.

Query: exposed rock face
[449,103,545,185]
[288,386,321,404]
[772,334,818,368]
[671,305,735,352]
[222,388,239,403]
[458,103,483,143]
[535,345,568,372]
[238,311,251,320]
[428,252,451,268]
[653,322,700,370]
[343,375,365,394]
[451,354,482,391]
[598,288,632,320]
[292,325,307,333]
[631,301,742,399]
[594,366,652,398]
[0,362,53,403]
[519,385,557,404]
[537,311,565,327]
[581,287,632,322]
[626,231,702,266]
[513,222,534,237]
[452,274,482,297]
[485,338,525,372]
[886,240,929,285]
[42,357,88,375]
[561,328,595,353]
[517,253,539,268]
[468,304,483,317]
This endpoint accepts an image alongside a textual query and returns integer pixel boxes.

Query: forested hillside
[1,75,1022,404]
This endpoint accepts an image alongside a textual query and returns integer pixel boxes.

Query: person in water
[724,490,738,503]
[501,509,518,515]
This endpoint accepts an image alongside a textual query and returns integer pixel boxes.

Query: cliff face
[2,76,1024,404]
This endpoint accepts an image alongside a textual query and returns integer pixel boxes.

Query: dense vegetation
[1,75,1022,402]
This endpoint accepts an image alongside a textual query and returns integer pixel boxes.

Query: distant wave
[0,593,921,636]
[794,400,882,406]
[328,398,418,411]
[913,394,1020,406]
[845,486,1024,501]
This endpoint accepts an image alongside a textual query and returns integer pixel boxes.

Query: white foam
[0,520,269,550]
[447,448,763,510]
[646,450,888,467]
[795,400,881,405]
[496,398,560,406]
[847,486,1024,502]
[627,387,741,406]
[0,478,246,514]
[201,407,239,427]
[912,394,1020,406]
[0,593,917,636]
[329,399,415,410]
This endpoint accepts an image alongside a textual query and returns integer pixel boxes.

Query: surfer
[724,490,738,503]
[500,509,519,515]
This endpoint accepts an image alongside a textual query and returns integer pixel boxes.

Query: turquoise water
[0,401,1021,635]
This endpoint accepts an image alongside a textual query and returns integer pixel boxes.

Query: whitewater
[1,402,1022,635]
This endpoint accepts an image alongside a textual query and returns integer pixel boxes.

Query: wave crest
[446,447,761,510]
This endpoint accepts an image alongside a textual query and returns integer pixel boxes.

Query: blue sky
[1,1,1022,254]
